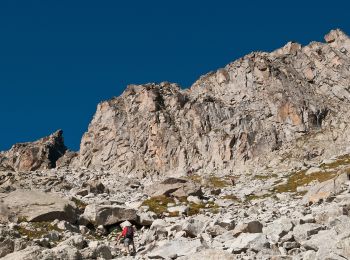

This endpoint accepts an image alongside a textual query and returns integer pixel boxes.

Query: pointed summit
[324,29,350,51]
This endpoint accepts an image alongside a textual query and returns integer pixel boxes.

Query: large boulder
[231,220,263,237]
[145,178,202,198]
[182,215,211,237]
[178,249,235,260]
[147,238,206,259]
[136,211,157,226]
[1,246,43,260]
[302,173,348,204]
[293,223,324,243]
[42,244,82,260]
[83,204,137,226]
[225,233,269,253]
[262,217,294,244]
[0,130,67,172]
[1,189,78,223]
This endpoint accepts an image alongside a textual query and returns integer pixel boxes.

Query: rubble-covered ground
[1,153,350,259]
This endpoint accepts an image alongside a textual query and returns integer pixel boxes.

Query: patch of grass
[206,176,230,188]
[320,154,350,170]
[187,201,219,216]
[71,197,87,212]
[221,194,240,201]
[274,170,338,193]
[254,173,278,180]
[15,222,61,240]
[177,196,188,203]
[187,202,205,216]
[168,211,180,217]
[186,174,232,188]
[187,174,202,184]
[246,193,272,201]
[141,195,175,216]
[254,175,270,180]
[295,191,308,196]
[17,216,28,223]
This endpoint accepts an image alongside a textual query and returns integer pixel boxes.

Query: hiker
[116,225,136,256]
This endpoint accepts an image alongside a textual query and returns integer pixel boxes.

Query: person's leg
[132,239,136,254]
[124,239,130,255]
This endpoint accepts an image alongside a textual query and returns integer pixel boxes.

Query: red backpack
[124,226,134,239]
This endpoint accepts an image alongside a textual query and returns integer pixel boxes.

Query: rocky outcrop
[77,29,350,176]
[1,189,78,223]
[82,204,137,226]
[0,130,67,172]
[144,178,202,198]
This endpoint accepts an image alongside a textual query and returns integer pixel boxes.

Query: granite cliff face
[77,29,350,176]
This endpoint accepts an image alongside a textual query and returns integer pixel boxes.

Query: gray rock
[42,244,82,260]
[301,229,339,258]
[263,217,294,244]
[56,220,79,233]
[300,214,315,224]
[148,238,206,259]
[0,238,14,258]
[312,204,343,224]
[216,217,235,230]
[206,224,227,236]
[293,223,323,243]
[86,179,106,194]
[2,189,78,223]
[145,178,202,198]
[168,205,188,214]
[231,221,263,236]
[83,204,137,226]
[136,211,157,226]
[182,216,210,237]
[187,196,202,204]
[225,233,268,253]
[178,249,236,260]
[1,246,43,260]
[150,219,167,230]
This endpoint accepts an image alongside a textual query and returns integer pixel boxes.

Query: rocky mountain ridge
[75,28,350,178]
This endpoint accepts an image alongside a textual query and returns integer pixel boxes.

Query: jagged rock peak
[325,28,349,43]
[0,130,67,172]
[75,29,350,176]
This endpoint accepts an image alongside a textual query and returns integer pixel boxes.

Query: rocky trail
[2,29,350,259]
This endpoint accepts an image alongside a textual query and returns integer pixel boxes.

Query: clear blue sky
[1,0,349,151]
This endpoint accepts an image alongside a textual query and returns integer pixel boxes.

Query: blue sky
[1,0,349,151]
